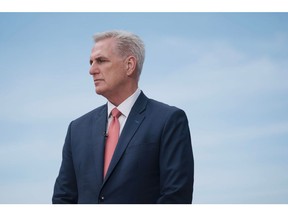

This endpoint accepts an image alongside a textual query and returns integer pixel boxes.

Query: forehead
[91,38,118,57]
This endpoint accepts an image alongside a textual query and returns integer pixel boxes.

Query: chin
[95,89,102,95]
[95,87,106,96]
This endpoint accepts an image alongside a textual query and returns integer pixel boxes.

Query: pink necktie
[104,108,121,177]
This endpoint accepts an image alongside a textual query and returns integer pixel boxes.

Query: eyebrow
[90,56,109,65]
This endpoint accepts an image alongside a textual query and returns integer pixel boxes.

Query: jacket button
[99,196,105,202]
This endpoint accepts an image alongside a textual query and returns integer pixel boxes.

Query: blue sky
[0,13,288,204]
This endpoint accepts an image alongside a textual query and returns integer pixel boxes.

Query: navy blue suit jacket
[52,92,194,204]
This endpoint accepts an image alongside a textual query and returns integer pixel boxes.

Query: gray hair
[93,30,145,77]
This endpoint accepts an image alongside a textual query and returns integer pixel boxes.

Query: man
[52,30,194,204]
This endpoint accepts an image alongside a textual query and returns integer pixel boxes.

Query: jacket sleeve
[157,109,194,204]
[52,122,78,204]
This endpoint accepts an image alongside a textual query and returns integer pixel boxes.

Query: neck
[107,85,138,106]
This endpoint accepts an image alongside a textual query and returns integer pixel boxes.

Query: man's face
[89,38,127,99]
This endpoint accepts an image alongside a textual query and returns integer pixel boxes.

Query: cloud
[0,71,106,123]
[143,35,288,103]
[194,121,288,148]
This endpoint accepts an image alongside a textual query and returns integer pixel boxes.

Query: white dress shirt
[107,88,141,135]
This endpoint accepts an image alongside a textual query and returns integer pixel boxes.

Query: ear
[125,56,137,77]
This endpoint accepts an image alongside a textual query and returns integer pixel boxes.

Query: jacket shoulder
[72,104,106,125]
[147,98,183,114]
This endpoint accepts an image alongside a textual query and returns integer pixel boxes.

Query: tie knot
[111,108,121,118]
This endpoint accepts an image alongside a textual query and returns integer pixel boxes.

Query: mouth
[94,79,104,83]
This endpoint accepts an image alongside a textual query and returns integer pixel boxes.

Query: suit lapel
[91,104,108,185]
[103,92,148,182]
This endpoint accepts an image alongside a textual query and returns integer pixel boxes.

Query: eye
[96,58,106,64]
[90,57,108,66]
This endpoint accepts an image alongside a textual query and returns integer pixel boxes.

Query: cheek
[107,66,126,83]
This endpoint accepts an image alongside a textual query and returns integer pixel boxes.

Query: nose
[89,62,100,75]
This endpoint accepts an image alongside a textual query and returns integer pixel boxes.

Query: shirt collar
[107,88,141,118]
